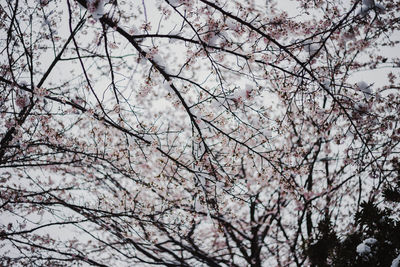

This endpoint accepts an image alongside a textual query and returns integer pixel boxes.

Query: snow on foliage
[357,81,373,99]
[356,243,371,255]
[392,254,400,267]
[87,0,105,20]
[356,0,385,16]
[356,237,377,256]
[306,42,320,56]
[167,0,183,7]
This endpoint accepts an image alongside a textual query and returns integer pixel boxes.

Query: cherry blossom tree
[1,0,400,266]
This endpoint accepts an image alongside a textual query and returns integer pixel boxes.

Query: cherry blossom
[0,0,399,266]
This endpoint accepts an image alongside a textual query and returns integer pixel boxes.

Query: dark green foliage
[334,201,399,267]
[307,216,339,266]
[383,182,400,203]
[383,164,400,203]
[383,187,400,202]
[307,177,400,266]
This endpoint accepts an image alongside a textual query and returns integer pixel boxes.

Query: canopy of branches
[0,0,399,266]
